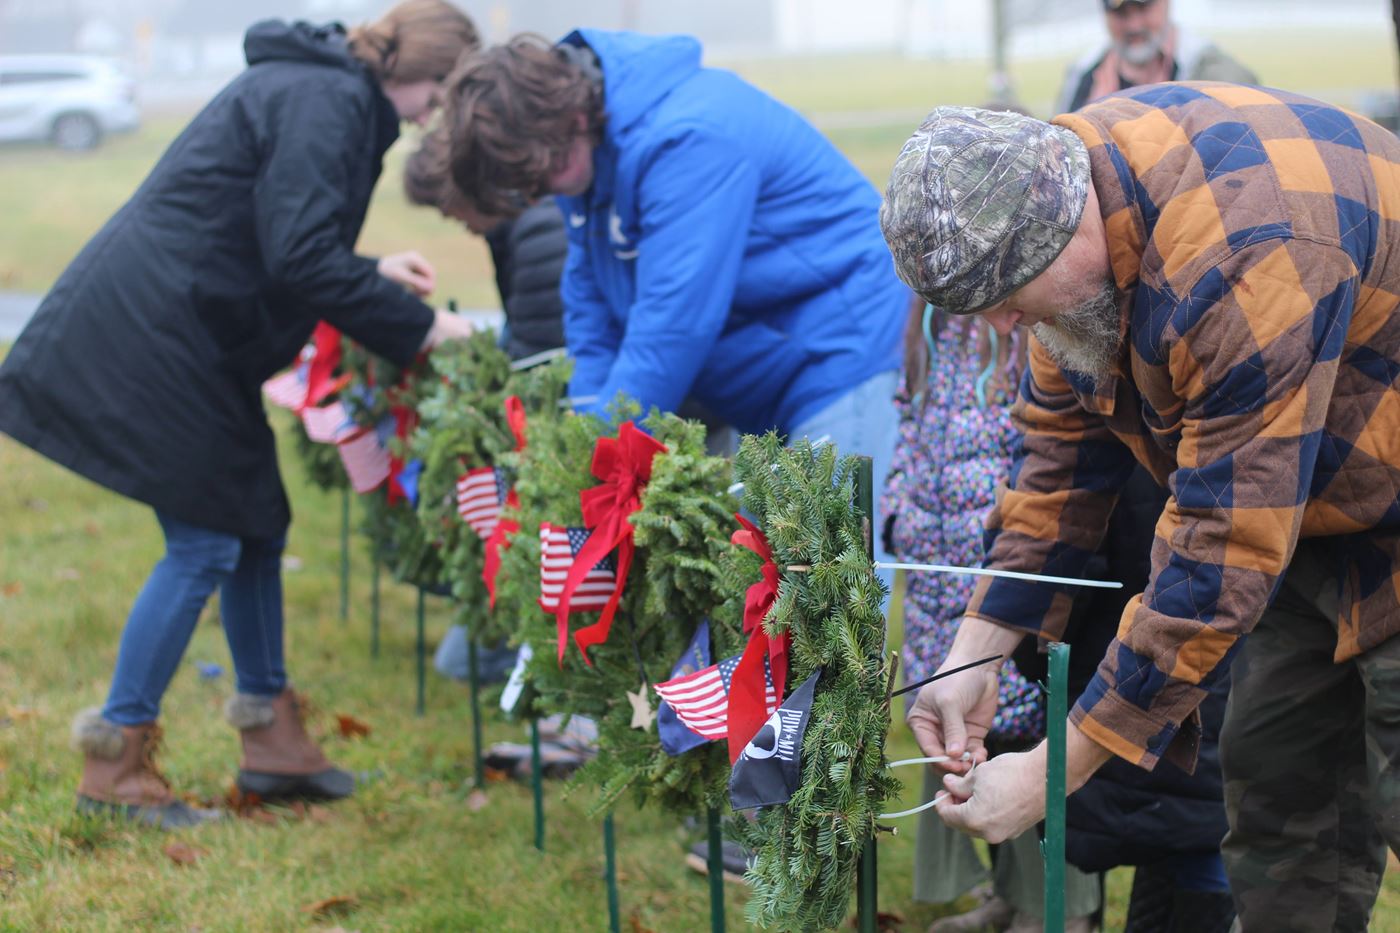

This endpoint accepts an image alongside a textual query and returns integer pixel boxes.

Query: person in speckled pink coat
[883,306,1100,931]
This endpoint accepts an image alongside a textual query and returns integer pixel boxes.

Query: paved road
[0,293,39,342]
[0,293,502,345]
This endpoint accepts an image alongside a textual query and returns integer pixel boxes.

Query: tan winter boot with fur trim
[226,688,354,801]
[71,709,221,829]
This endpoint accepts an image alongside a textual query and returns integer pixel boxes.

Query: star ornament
[627,683,655,731]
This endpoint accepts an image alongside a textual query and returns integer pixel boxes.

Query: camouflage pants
[1221,541,1400,932]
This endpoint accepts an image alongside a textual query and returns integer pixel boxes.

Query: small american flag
[457,467,508,539]
[653,654,777,740]
[263,365,308,410]
[301,401,358,444]
[539,523,616,611]
[336,420,392,493]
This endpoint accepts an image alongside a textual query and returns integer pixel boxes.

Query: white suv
[0,55,140,151]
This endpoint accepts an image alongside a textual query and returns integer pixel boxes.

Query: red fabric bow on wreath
[483,395,527,607]
[300,322,348,412]
[554,421,668,665]
[727,513,790,763]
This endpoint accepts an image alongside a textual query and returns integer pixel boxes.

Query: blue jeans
[789,369,900,580]
[103,511,288,725]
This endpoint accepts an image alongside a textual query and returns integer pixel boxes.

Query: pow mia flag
[728,670,820,810]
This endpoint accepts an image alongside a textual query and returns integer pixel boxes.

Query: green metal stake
[370,557,381,659]
[530,718,545,852]
[604,813,621,933]
[1043,642,1070,933]
[706,806,726,933]
[415,587,426,717]
[339,487,350,622]
[852,453,879,933]
[467,633,485,789]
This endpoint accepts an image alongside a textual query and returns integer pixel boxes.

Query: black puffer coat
[484,200,567,361]
[1014,468,1231,873]
[0,21,433,539]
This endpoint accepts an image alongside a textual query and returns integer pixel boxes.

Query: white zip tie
[557,394,600,409]
[509,347,568,371]
[873,561,1123,589]
[877,754,975,819]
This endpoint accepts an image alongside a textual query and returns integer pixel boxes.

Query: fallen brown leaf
[3,706,37,723]
[162,841,205,866]
[308,805,333,823]
[483,766,511,784]
[226,784,276,823]
[627,911,657,933]
[302,895,357,918]
[1,582,21,597]
[335,714,371,739]
[465,789,489,812]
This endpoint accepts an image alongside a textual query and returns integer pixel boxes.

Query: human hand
[378,251,437,297]
[418,307,475,351]
[906,653,1000,777]
[935,746,1046,844]
[905,616,1021,775]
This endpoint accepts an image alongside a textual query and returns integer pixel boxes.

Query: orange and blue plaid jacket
[964,82,1400,770]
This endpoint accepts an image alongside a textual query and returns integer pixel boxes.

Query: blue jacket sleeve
[584,126,759,418]
[561,215,621,397]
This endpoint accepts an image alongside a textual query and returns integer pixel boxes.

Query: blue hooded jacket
[556,30,907,435]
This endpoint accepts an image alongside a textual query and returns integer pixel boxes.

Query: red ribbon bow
[300,322,348,411]
[484,396,527,608]
[726,513,790,763]
[556,422,668,665]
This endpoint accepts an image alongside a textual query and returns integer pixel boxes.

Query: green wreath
[413,348,572,643]
[340,340,445,591]
[725,432,899,932]
[497,405,743,815]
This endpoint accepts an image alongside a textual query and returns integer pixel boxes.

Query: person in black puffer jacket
[404,127,565,361]
[482,201,567,361]
[1014,467,1235,933]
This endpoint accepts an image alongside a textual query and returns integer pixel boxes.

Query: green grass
[4,33,1400,930]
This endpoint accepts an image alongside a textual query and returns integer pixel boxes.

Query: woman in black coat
[0,0,479,829]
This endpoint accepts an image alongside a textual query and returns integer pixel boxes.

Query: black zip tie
[892,654,1003,698]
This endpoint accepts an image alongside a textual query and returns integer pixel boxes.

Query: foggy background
[2,0,1392,110]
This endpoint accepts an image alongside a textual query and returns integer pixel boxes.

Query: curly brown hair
[443,35,604,217]
[403,127,468,216]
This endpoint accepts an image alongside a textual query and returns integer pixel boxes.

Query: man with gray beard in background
[880,88,1400,931]
[1058,0,1256,114]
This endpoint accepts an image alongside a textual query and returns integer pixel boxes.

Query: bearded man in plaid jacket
[880,84,1400,930]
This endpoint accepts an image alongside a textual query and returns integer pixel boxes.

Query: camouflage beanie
[880,106,1090,315]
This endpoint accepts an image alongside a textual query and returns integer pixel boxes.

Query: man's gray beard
[1116,31,1165,67]
[1031,280,1122,383]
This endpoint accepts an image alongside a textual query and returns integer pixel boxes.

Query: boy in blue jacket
[443,31,908,541]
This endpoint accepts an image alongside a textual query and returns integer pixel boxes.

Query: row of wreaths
[267,324,898,931]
